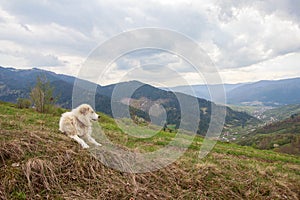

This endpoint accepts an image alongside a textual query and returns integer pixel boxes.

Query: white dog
[59,104,101,148]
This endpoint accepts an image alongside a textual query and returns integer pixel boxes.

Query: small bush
[17,98,32,109]
[44,105,65,116]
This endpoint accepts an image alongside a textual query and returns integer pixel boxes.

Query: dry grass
[1,128,299,199]
[0,102,299,199]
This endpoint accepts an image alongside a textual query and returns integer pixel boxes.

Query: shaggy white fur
[59,104,101,148]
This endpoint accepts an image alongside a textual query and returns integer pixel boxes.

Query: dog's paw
[95,142,102,147]
[82,144,90,149]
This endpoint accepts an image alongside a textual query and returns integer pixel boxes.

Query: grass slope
[238,114,300,155]
[0,101,299,199]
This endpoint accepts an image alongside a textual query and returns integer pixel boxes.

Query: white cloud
[220,52,300,83]
[0,0,299,86]
[200,3,300,69]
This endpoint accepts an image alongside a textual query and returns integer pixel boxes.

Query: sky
[0,0,300,86]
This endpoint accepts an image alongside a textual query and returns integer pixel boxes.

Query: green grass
[0,101,299,199]
[97,113,299,164]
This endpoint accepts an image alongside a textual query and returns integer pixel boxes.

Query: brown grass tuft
[0,141,24,167]
[23,158,61,193]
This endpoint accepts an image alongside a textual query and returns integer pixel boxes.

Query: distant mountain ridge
[227,78,300,105]
[164,83,246,100]
[0,67,78,108]
[0,66,258,135]
[166,78,300,106]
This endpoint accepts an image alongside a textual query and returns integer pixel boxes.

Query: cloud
[196,0,300,69]
[0,0,299,85]
[115,49,181,70]
[219,52,300,83]
[28,54,66,67]
[98,62,192,87]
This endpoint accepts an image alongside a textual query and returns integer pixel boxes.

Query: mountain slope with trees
[227,78,300,106]
[238,113,300,155]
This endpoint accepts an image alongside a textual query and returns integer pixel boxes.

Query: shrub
[30,75,58,113]
[17,98,32,109]
[46,105,65,116]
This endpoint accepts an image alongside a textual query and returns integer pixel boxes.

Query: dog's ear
[79,106,89,115]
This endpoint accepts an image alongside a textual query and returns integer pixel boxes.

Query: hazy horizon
[1,65,300,88]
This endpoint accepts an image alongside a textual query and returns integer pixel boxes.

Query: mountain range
[0,66,258,135]
[167,78,300,106]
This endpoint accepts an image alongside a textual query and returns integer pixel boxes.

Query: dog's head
[78,104,99,121]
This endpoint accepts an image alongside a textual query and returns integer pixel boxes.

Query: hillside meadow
[0,101,299,199]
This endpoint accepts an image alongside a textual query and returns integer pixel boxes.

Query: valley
[1,66,300,157]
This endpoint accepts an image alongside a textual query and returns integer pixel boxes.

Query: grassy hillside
[238,113,300,155]
[0,101,299,199]
[262,104,300,122]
